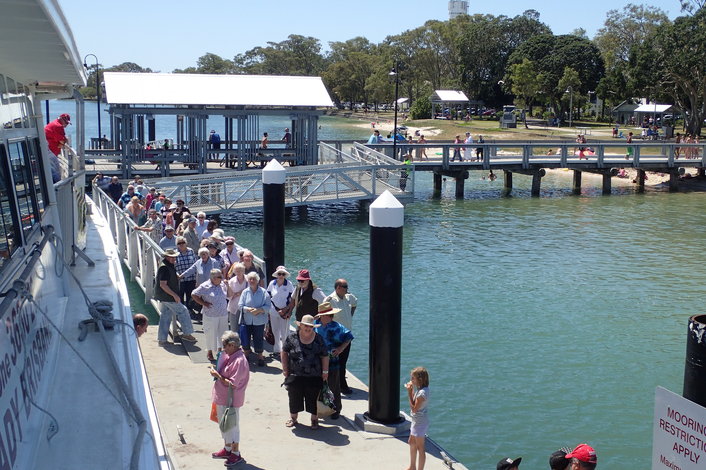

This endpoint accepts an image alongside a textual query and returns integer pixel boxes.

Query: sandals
[285,418,297,428]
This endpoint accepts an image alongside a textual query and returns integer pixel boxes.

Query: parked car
[481,109,496,116]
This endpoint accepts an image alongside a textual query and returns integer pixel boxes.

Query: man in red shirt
[44,113,70,156]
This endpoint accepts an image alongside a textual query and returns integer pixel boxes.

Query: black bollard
[367,190,405,425]
[262,160,286,276]
[683,314,706,407]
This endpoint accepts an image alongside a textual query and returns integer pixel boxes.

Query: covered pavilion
[103,72,334,173]
[431,90,469,119]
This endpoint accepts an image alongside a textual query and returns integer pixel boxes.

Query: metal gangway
[143,142,414,215]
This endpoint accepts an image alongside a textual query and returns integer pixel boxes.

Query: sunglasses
[339,285,348,288]
[277,273,286,276]
[177,242,186,245]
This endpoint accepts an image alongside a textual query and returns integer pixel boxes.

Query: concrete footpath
[139,325,467,470]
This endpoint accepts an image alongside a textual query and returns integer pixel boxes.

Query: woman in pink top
[210,331,250,466]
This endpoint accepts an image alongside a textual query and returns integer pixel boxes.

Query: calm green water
[214,172,704,469]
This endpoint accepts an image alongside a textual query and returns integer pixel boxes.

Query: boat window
[7,139,41,237]
[0,145,18,266]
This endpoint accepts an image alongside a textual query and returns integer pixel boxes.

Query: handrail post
[634,146,641,168]
[442,147,449,170]
[560,145,568,167]
[597,145,604,169]
[522,145,529,170]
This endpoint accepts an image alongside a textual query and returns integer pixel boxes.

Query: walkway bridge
[366,140,705,196]
[146,142,413,215]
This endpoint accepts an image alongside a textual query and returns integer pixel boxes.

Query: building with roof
[103,72,334,173]
[431,90,469,119]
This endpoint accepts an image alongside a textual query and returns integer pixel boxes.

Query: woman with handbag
[281,314,329,430]
[266,266,295,359]
[209,331,249,466]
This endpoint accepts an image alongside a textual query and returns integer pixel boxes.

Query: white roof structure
[0,0,86,86]
[431,90,469,103]
[104,72,334,107]
[634,104,672,113]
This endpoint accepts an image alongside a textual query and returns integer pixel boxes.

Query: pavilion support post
[433,172,442,198]
[669,170,679,192]
[572,170,582,195]
[698,168,705,178]
[602,173,612,195]
[636,169,646,193]
[148,118,155,142]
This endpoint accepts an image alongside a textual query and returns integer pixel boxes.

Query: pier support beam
[503,170,512,196]
[455,171,468,199]
[572,170,582,195]
[531,170,544,197]
[698,168,705,178]
[669,170,679,192]
[433,172,442,198]
[602,173,612,195]
[636,169,646,193]
[684,314,706,407]
[262,160,286,275]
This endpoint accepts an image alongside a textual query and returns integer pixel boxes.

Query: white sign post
[653,386,706,470]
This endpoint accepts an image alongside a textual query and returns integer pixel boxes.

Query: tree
[323,38,374,107]
[233,35,325,76]
[594,4,668,71]
[508,34,604,120]
[172,53,233,74]
[630,8,706,135]
[680,0,706,14]
[507,58,542,127]
[409,95,432,120]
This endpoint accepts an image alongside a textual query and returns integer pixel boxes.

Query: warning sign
[653,386,706,470]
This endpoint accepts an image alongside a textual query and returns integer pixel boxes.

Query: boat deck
[139,327,467,469]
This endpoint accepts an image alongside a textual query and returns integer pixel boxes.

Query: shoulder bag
[219,385,239,433]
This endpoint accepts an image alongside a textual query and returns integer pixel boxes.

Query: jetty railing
[91,184,265,305]
[142,145,413,215]
[363,141,705,171]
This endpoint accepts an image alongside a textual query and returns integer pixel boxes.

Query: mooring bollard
[262,159,286,276]
[367,190,404,424]
[683,314,706,407]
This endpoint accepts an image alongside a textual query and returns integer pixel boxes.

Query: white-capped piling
[262,160,286,276]
[367,190,405,424]
[684,314,706,407]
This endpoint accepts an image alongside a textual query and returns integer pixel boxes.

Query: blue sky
[61,0,681,72]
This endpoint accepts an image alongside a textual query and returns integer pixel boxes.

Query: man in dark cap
[497,456,521,470]
[550,448,571,470]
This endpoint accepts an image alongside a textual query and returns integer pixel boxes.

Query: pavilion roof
[103,72,334,107]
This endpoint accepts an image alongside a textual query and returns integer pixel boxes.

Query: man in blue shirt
[315,302,353,419]
[367,130,382,144]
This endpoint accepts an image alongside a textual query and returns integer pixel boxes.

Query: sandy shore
[350,119,443,137]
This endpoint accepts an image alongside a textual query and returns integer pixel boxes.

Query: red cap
[59,113,71,122]
[296,269,311,281]
[565,444,596,464]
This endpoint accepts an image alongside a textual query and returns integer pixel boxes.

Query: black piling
[433,172,442,198]
[602,173,612,195]
[684,314,706,407]
[262,160,286,275]
[503,170,512,196]
[367,191,404,425]
[531,169,545,197]
[636,169,646,193]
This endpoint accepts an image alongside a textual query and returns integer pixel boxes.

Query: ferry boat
[0,1,169,468]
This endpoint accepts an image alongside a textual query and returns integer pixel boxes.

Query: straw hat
[163,249,178,258]
[272,266,290,278]
[297,314,318,327]
[315,301,341,318]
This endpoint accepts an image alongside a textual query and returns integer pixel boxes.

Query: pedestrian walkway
[139,327,467,470]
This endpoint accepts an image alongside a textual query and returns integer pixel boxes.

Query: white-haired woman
[238,272,270,367]
[179,246,216,287]
[209,331,249,466]
[266,266,295,359]
[227,262,247,331]
[192,269,232,362]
